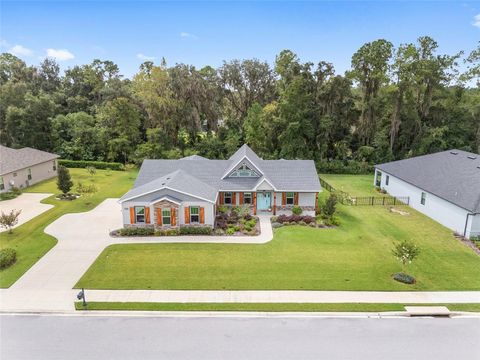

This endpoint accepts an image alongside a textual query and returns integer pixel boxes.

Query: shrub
[214,229,225,235]
[0,209,22,233]
[0,248,16,269]
[393,272,416,284]
[302,216,315,224]
[226,227,235,235]
[218,206,229,214]
[392,240,420,272]
[58,159,125,171]
[244,213,253,221]
[57,193,78,201]
[246,219,257,228]
[86,166,97,176]
[179,226,212,235]
[271,222,283,229]
[321,193,338,219]
[76,182,97,194]
[118,227,154,236]
[292,205,303,215]
[215,213,228,229]
[57,165,73,194]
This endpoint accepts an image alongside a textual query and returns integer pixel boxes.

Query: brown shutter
[294,192,299,205]
[184,207,190,224]
[282,192,286,206]
[232,192,236,205]
[200,207,205,224]
[145,207,151,224]
[156,208,162,226]
[219,193,224,204]
[130,207,135,224]
[239,193,244,205]
[171,208,176,226]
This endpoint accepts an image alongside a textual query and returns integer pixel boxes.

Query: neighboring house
[119,144,321,229]
[0,145,59,193]
[374,149,480,239]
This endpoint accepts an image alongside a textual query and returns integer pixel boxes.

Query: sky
[1,1,479,78]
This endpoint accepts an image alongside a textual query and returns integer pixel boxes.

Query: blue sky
[1,1,479,77]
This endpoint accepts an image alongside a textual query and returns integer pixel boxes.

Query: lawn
[74,302,480,313]
[77,175,480,291]
[0,168,137,288]
[320,174,377,196]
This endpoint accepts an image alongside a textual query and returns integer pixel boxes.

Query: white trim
[253,177,277,191]
[120,186,215,204]
[147,196,182,206]
[221,155,263,179]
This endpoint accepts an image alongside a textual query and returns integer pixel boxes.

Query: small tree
[392,240,420,272]
[57,165,73,194]
[0,209,22,233]
[321,193,338,219]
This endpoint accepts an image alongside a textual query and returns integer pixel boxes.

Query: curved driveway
[0,193,53,230]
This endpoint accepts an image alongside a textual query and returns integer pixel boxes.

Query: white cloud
[46,48,74,61]
[473,14,480,28]
[0,39,10,48]
[8,44,33,57]
[137,53,155,61]
[180,32,198,39]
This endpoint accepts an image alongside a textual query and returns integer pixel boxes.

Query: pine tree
[57,165,73,194]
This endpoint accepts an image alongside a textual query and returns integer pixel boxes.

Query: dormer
[222,144,264,179]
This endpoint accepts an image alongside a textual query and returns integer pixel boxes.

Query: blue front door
[257,192,271,210]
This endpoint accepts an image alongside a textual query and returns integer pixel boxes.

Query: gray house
[0,145,59,193]
[375,149,480,239]
[119,144,321,228]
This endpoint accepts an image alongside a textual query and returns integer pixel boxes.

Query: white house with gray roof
[374,149,480,239]
[0,145,58,193]
[119,144,321,229]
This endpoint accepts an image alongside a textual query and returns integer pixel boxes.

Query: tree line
[1,36,478,171]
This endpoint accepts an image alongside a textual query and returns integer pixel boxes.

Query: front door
[257,192,271,210]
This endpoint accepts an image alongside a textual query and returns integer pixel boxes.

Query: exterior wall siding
[376,169,473,237]
[1,160,57,193]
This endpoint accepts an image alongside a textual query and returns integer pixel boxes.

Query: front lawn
[77,186,480,291]
[0,168,137,288]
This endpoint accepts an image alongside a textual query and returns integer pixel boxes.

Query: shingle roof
[0,145,59,175]
[120,169,218,203]
[123,144,321,202]
[375,149,480,212]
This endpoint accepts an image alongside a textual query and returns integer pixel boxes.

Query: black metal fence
[319,177,409,206]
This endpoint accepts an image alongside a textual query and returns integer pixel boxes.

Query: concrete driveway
[0,193,53,230]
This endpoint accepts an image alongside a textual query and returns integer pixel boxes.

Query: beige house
[0,145,59,193]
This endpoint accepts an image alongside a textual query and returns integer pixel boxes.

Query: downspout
[464,212,479,238]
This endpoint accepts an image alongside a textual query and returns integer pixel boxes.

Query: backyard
[76,174,480,291]
[0,168,137,288]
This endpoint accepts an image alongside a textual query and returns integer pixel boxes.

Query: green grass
[320,174,377,196]
[77,182,480,291]
[0,168,137,288]
[74,302,480,312]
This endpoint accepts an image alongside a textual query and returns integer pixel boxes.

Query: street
[1,314,479,360]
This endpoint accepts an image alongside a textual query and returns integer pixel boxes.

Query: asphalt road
[1,314,479,360]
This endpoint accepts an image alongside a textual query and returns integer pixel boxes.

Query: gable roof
[120,169,218,203]
[375,149,480,212]
[0,145,59,175]
[121,144,321,203]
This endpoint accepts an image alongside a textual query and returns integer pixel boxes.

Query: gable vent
[450,151,458,155]
[467,155,477,160]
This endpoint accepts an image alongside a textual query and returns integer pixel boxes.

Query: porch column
[373,169,378,186]
[315,193,318,214]
[253,193,257,215]
[273,193,276,215]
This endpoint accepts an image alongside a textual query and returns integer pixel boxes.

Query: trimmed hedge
[59,159,125,171]
[117,227,155,236]
[179,226,213,235]
[0,248,17,269]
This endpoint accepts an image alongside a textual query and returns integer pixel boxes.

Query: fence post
[394,197,396,206]
[382,197,385,206]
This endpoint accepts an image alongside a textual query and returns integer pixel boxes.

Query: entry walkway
[0,193,53,230]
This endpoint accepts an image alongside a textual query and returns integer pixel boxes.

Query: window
[286,192,295,205]
[134,206,145,223]
[162,208,171,225]
[0,176,4,191]
[244,192,252,204]
[375,171,382,187]
[52,161,56,171]
[230,163,259,177]
[386,175,389,186]
[13,172,17,177]
[190,207,200,223]
[27,168,32,180]
[224,192,232,204]
[420,192,426,206]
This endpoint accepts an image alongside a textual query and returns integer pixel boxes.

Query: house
[0,145,59,193]
[374,149,480,239]
[119,144,321,229]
